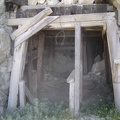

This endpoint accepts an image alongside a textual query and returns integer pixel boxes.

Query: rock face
[0,0,11,114]
[78,0,95,4]
[91,59,105,73]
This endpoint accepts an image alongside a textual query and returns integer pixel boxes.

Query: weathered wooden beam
[11,7,52,40]
[104,39,112,84]
[74,24,82,117]
[19,81,26,108]
[106,19,118,80]
[83,41,87,75]
[48,40,54,74]
[45,30,102,38]
[28,38,38,98]
[46,21,106,30]
[14,16,58,47]
[37,32,45,99]
[21,4,113,14]
[106,19,120,111]
[25,85,35,104]
[7,12,115,26]
[67,70,75,114]
[69,82,75,115]
[21,4,112,10]
[8,41,28,109]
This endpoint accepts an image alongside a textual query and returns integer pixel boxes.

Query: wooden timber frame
[7,10,120,117]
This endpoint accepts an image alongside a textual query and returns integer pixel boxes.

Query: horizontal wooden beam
[45,21,106,30]
[21,4,113,12]
[45,30,102,37]
[7,12,115,27]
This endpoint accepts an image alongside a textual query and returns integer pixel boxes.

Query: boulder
[94,55,102,63]
[91,59,105,73]
[78,0,95,4]
[61,0,78,4]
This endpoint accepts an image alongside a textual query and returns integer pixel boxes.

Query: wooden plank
[79,4,107,14]
[67,70,75,113]
[106,19,118,81]
[8,41,28,109]
[48,40,54,74]
[113,82,120,110]
[45,30,102,38]
[69,82,75,114]
[25,85,35,104]
[67,70,75,83]
[106,19,120,110]
[21,4,113,12]
[28,38,38,98]
[37,32,45,99]
[19,81,26,108]
[104,39,112,84]
[117,32,120,59]
[14,16,58,47]
[74,24,82,117]
[46,21,106,30]
[83,41,87,75]
[7,12,115,26]
[11,7,52,40]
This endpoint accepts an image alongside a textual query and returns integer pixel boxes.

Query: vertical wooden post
[104,39,112,84]
[37,32,45,99]
[106,19,117,73]
[28,38,36,97]
[49,39,54,74]
[74,24,82,116]
[69,82,75,113]
[8,41,28,109]
[67,70,75,113]
[106,19,120,110]
[19,81,26,108]
[83,40,87,75]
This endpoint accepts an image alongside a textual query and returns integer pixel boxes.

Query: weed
[1,99,73,120]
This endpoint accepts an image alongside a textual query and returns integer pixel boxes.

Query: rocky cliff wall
[0,0,11,113]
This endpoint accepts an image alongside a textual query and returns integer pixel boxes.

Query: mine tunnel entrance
[23,29,113,105]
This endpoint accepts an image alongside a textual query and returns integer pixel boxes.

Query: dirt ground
[39,67,113,105]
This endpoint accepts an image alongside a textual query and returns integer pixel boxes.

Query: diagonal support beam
[15,16,58,47]
[8,41,28,109]
[11,7,52,40]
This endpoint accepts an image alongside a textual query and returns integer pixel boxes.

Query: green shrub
[1,99,73,120]
[81,101,120,120]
